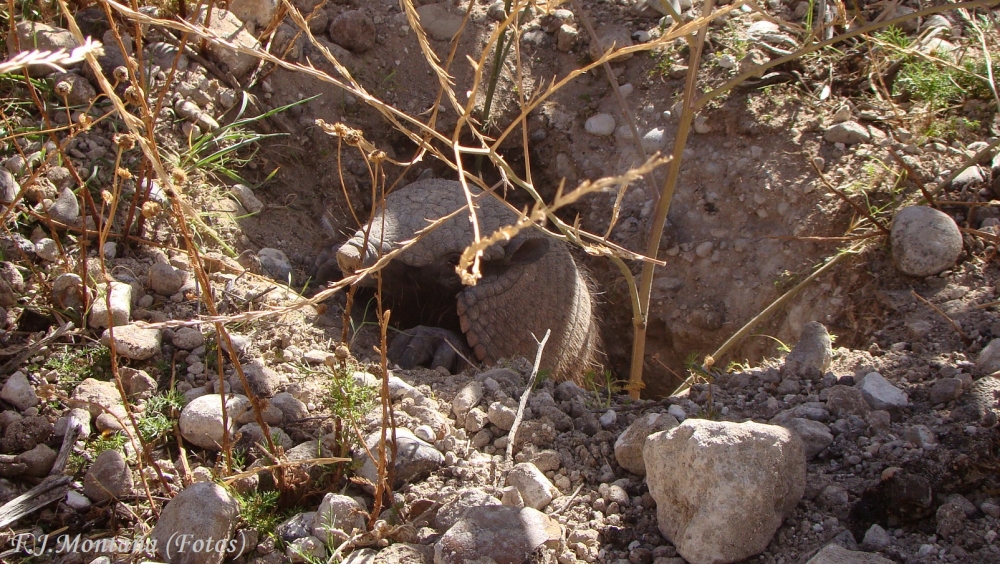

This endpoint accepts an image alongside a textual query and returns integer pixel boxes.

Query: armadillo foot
[388,326,471,373]
[306,249,341,288]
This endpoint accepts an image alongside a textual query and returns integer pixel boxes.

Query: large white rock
[890,206,962,277]
[643,420,806,564]
[506,462,558,510]
[805,543,894,564]
[88,281,132,329]
[179,394,250,450]
[151,482,240,564]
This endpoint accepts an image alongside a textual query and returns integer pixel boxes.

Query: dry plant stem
[698,0,1000,111]
[699,244,862,391]
[911,290,971,344]
[57,0,285,488]
[506,329,550,462]
[629,0,714,399]
[571,0,659,203]
[931,138,1000,197]
[370,274,396,529]
[810,158,891,235]
[888,146,935,208]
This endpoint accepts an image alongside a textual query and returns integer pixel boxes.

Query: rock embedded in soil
[0,169,18,204]
[101,324,162,360]
[487,399,517,430]
[950,165,984,191]
[1,371,39,411]
[312,493,366,546]
[148,262,189,296]
[588,25,634,61]
[452,380,483,417]
[783,321,833,380]
[614,412,679,475]
[151,481,240,564]
[890,206,963,277]
[228,0,278,29]
[233,359,283,398]
[0,261,23,308]
[271,392,308,423]
[178,393,250,450]
[48,187,79,225]
[415,4,465,41]
[52,72,96,106]
[506,462,558,510]
[643,419,806,564]
[71,378,126,418]
[824,121,871,145]
[258,247,292,282]
[195,7,260,77]
[173,327,205,350]
[51,273,87,310]
[857,372,908,411]
[585,113,616,136]
[88,281,132,329]
[83,449,133,502]
[328,10,376,53]
[18,443,56,476]
[229,184,263,214]
[780,418,833,460]
[356,427,443,490]
[434,488,501,530]
[928,377,963,404]
[2,415,52,452]
[976,339,1000,375]
[121,367,157,400]
[34,238,59,262]
[434,505,561,564]
[806,543,894,564]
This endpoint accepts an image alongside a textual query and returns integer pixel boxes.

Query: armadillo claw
[307,250,341,288]
[388,326,470,373]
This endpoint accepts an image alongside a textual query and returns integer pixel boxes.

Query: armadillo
[329,178,600,381]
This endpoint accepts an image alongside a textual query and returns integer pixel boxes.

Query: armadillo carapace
[333,179,600,382]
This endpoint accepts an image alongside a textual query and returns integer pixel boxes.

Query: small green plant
[583,368,622,408]
[90,434,127,456]
[43,346,112,389]
[324,361,378,432]
[137,389,186,443]
[234,489,283,540]
[874,26,911,49]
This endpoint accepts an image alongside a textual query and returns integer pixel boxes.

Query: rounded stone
[890,206,962,277]
[585,113,616,136]
[328,10,376,53]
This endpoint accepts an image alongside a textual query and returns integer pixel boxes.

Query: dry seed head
[171,168,188,185]
[334,343,350,361]
[75,112,93,128]
[124,85,142,105]
[141,201,161,218]
[54,80,71,97]
[116,167,132,180]
[101,190,114,204]
[113,133,136,150]
[113,66,129,83]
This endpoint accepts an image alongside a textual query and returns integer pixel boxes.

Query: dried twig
[506,329,550,462]
[911,290,971,345]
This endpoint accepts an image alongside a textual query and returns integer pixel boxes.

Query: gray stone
[195,8,260,76]
[783,321,833,380]
[643,420,806,564]
[0,169,18,204]
[860,523,891,551]
[806,544,894,564]
[614,412,679,475]
[52,72,96,106]
[434,488,501,530]
[950,165,984,191]
[48,187,79,224]
[51,273,87,310]
[151,482,240,564]
[452,381,483,417]
[936,501,966,539]
[234,360,282,398]
[585,113,616,136]
[781,418,833,460]
[101,324,162,360]
[173,327,205,350]
[271,392,308,423]
[34,238,59,262]
[588,25,633,61]
[487,399,517,431]
[88,281,132,329]
[824,121,871,144]
[1,415,52,452]
[929,377,963,404]
[148,262,188,296]
[415,4,464,41]
[258,248,292,282]
[964,376,1000,426]
[1,371,39,411]
[356,427,443,491]
[11,22,79,75]
[312,493,366,545]
[891,206,962,277]
[83,449,133,502]
[236,422,293,451]
[641,127,668,153]
[71,378,125,418]
[179,394,250,450]
[977,339,1000,375]
[287,536,325,563]
[826,385,871,418]
[434,506,561,564]
[229,184,263,214]
[276,511,316,542]
[328,10,375,53]
[506,462,558,510]
[0,262,23,308]
[858,372,908,411]
[228,0,278,29]
[17,443,56,476]
[120,367,157,400]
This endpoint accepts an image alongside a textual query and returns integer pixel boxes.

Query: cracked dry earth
[0,0,999,563]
